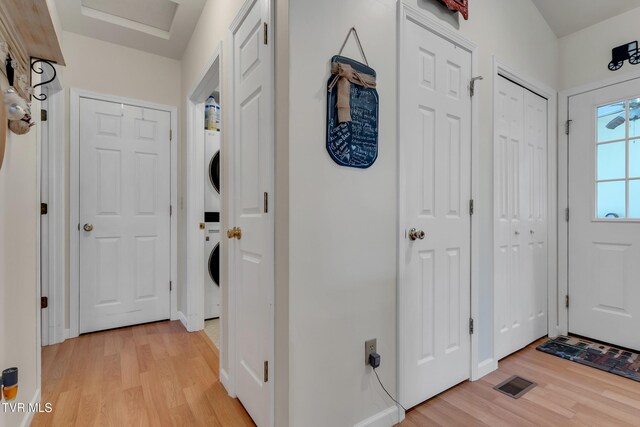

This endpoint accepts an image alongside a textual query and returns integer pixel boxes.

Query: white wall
[59,31,181,327]
[0,75,41,427]
[560,6,640,90]
[287,0,558,425]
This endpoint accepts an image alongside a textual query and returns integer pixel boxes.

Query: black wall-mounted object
[30,58,57,101]
[608,41,640,71]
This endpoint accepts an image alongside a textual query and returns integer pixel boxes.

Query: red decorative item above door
[441,0,468,20]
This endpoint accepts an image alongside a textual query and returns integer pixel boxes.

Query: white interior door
[569,79,640,350]
[230,0,273,425]
[494,77,548,360]
[399,16,472,409]
[79,98,171,333]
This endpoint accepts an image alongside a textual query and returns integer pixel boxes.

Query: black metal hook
[5,53,14,86]
[30,59,56,101]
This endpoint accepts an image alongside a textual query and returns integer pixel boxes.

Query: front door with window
[569,79,640,350]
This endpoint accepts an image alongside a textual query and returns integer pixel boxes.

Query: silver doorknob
[514,230,520,235]
[408,228,426,241]
[530,229,535,234]
[83,223,94,232]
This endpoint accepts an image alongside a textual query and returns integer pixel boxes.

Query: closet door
[494,76,548,360]
[523,90,548,347]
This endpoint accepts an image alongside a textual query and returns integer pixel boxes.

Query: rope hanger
[337,27,369,66]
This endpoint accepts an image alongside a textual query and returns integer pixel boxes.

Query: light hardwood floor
[35,329,640,426]
[400,339,640,426]
[32,320,255,427]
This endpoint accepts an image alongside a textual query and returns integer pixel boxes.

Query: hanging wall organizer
[326,27,378,169]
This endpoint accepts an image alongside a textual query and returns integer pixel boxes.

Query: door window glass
[598,181,626,218]
[598,102,626,142]
[595,99,640,219]
[629,180,640,218]
[597,142,625,180]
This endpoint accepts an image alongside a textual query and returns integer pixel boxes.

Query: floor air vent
[493,375,536,399]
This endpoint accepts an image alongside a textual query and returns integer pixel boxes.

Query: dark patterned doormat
[537,336,640,382]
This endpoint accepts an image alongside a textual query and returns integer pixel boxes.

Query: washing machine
[204,130,221,318]
[205,130,221,214]
[204,221,221,319]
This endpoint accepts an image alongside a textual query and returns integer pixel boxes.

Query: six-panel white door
[230,0,273,425]
[494,77,548,360]
[399,17,472,409]
[79,98,171,333]
[569,80,640,350]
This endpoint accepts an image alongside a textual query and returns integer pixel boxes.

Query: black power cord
[369,351,408,425]
[373,366,408,413]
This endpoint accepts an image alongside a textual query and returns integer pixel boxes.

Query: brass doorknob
[83,223,93,232]
[408,228,425,241]
[227,227,242,239]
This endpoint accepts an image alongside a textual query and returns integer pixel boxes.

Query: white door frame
[558,68,640,336]
[397,1,480,393]
[69,89,178,338]
[39,66,66,346]
[184,44,222,335]
[227,0,275,421]
[492,58,559,357]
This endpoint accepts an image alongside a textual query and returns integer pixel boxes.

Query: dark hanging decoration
[5,53,14,86]
[326,27,379,169]
[30,59,57,101]
[608,41,640,71]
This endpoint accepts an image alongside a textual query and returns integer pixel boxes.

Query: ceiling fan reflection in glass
[604,100,640,130]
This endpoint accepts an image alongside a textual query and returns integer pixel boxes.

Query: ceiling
[531,0,640,38]
[55,0,206,59]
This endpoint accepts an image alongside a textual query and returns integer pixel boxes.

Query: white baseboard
[177,311,188,330]
[476,358,498,379]
[354,406,403,427]
[19,389,41,427]
[220,368,235,397]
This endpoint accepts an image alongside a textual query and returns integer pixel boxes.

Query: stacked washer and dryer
[204,130,221,319]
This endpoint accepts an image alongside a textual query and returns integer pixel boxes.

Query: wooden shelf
[0,0,65,66]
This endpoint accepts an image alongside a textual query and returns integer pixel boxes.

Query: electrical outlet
[365,338,377,366]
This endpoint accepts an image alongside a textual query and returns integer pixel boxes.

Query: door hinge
[41,296,48,309]
[565,119,572,135]
[170,205,173,216]
[565,207,569,222]
[41,109,48,121]
[469,199,474,216]
[469,318,474,334]
[264,192,268,213]
[263,22,268,45]
[41,202,48,215]
[565,295,569,308]
[470,76,483,97]
[170,281,173,292]
[170,129,173,141]
[264,360,269,382]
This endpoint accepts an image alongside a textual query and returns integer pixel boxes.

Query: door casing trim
[184,43,221,335]
[69,88,178,338]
